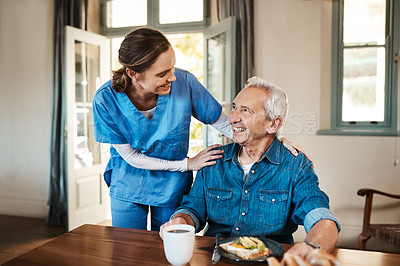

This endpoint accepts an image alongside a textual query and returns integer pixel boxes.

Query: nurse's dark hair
[111,27,171,92]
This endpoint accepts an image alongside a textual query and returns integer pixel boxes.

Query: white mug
[163,224,195,266]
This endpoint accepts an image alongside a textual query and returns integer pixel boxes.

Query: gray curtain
[217,0,254,95]
[47,0,88,226]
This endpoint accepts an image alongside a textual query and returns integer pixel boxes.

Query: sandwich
[219,236,270,260]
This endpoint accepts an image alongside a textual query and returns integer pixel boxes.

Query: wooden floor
[0,215,66,264]
[0,215,111,264]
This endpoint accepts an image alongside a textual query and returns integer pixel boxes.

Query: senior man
[160,76,340,258]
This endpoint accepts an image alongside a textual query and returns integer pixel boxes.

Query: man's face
[228,86,273,146]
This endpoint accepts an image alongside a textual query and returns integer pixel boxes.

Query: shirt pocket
[258,190,288,227]
[206,187,233,222]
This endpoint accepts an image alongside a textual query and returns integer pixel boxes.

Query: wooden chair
[357,188,400,250]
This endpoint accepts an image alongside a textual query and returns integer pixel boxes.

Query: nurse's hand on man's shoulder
[187,144,224,171]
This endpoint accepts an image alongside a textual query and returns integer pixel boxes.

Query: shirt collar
[224,137,281,165]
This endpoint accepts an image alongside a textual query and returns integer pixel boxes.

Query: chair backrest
[357,188,400,250]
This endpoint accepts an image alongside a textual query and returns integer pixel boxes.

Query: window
[100,0,209,35]
[324,0,399,135]
[105,0,147,28]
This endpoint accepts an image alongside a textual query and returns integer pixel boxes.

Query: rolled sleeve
[304,207,341,233]
[172,209,201,233]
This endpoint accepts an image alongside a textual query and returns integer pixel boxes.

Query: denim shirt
[173,138,340,244]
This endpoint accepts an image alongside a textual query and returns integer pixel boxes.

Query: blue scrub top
[92,69,222,207]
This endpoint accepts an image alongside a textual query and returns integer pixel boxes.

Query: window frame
[320,0,399,136]
[99,0,210,36]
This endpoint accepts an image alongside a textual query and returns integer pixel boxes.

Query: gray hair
[243,76,289,124]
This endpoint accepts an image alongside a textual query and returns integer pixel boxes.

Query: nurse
[93,27,308,231]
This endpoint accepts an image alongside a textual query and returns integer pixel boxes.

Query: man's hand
[283,219,338,263]
[284,242,315,261]
[283,243,340,265]
[187,144,224,171]
[159,215,192,240]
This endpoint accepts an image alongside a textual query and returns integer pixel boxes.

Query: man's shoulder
[222,142,235,151]
[278,142,311,170]
[220,143,236,161]
[198,143,235,173]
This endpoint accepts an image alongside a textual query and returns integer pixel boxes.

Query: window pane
[343,0,386,45]
[159,0,203,24]
[342,47,385,122]
[74,41,102,169]
[106,0,147,28]
[206,33,226,102]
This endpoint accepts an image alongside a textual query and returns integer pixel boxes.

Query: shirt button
[242,212,246,216]
[244,190,248,193]
[251,170,255,174]
[235,227,240,231]
[272,198,276,202]
[217,196,220,199]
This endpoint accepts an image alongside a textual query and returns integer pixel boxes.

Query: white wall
[0,0,53,218]
[0,0,101,219]
[254,0,400,252]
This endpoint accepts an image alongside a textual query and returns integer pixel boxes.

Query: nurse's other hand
[187,144,224,171]
[280,137,313,163]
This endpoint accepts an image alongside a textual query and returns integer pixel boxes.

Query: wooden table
[4,224,400,265]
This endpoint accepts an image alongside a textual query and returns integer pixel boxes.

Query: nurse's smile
[158,83,172,94]
[161,83,171,89]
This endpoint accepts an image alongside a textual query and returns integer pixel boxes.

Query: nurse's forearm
[211,111,232,139]
[113,144,187,172]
